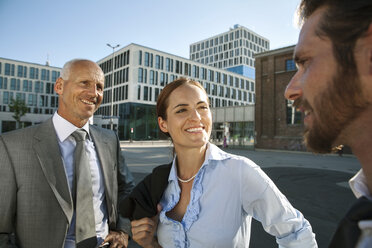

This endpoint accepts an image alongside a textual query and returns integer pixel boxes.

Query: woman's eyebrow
[173,103,188,109]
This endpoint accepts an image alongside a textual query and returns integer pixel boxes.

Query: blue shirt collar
[168,143,231,183]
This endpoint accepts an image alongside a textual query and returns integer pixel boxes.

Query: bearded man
[284,0,372,247]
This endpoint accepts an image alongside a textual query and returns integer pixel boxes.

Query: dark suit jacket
[120,163,172,221]
[0,118,135,248]
[329,196,372,248]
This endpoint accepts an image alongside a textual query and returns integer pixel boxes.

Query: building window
[155,88,160,101]
[175,61,182,74]
[205,83,210,94]
[232,89,236,99]
[286,100,302,124]
[165,58,170,71]
[212,84,217,96]
[155,55,160,69]
[30,67,35,79]
[143,86,148,101]
[5,63,15,76]
[3,91,9,104]
[138,68,143,83]
[160,72,165,86]
[52,71,60,82]
[41,69,50,81]
[144,52,149,67]
[10,78,16,90]
[285,59,296,71]
[150,70,154,85]
[0,77,7,89]
[17,65,27,78]
[28,94,34,106]
[208,70,214,82]
[138,51,142,65]
[143,69,147,83]
[137,85,141,100]
[160,56,164,70]
[23,80,28,92]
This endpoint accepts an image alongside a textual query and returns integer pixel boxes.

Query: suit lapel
[33,119,74,223]
[90,126,114,203]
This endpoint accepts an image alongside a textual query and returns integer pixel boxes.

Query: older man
[285,0,372,247]
[0,59,135,248]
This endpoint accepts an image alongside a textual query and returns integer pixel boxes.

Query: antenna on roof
[46,53,50,66]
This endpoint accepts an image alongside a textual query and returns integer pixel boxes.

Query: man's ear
[54,77,64,95]
[158,116,168,133]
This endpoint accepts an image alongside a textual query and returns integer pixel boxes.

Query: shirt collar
[349,169,372,200]
[52,112,91,142]
[168,143,231,182]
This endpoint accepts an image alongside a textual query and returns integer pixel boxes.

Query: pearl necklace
[177,167,202,183]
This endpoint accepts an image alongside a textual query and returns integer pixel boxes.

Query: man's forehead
[70,62,104,80]
[294,8,327,57]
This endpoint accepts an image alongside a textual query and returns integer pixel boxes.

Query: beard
[294,65,368,153]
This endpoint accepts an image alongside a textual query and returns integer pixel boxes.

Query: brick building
[254,45,306,151]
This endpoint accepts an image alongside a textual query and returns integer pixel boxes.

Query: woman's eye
[176,109,186,114]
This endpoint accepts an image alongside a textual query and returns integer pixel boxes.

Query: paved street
[121,145,360,247]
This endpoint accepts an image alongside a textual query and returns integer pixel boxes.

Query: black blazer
[119,163,172,221]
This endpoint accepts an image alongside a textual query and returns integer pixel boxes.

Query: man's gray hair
[60,59,84,80]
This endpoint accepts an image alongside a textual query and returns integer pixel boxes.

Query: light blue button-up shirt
[52,113,108,248]
[157,143,317,248]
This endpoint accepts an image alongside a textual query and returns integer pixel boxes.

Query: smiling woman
[157,79,212,154]
[120,78,318,248]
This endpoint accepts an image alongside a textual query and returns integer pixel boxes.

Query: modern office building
[189,24,270,79]
[254,45,306,151]
[95,43,255,142]
[0,57,61,134]
[0,42,255,142]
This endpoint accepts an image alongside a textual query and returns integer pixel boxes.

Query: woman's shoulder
[218,151,260,170]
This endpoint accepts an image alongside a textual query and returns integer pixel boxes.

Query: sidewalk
[120,140,172,148]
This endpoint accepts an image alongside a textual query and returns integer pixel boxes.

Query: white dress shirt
[157,143,317,248]
[349,169,372,200]
[52,112,108,248]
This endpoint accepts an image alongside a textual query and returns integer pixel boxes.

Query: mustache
[293,98,312,112]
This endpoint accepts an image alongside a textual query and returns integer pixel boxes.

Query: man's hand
[102,230,129,248]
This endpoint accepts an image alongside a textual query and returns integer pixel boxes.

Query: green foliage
[9,98,28,129]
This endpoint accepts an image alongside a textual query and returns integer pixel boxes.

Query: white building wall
[189,24,270,70]
[96,43,256,119]
[0,57,61,134]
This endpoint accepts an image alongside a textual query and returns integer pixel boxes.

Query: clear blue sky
[0,0,301,68]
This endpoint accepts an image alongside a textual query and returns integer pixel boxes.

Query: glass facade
[212,121,254,147]
[117,102,161,141]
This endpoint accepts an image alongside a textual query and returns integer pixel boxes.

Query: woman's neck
[175,144,208,179]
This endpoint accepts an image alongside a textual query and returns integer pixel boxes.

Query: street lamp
[107,43,120,130]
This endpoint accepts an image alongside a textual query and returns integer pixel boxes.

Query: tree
[9,98,28,129]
